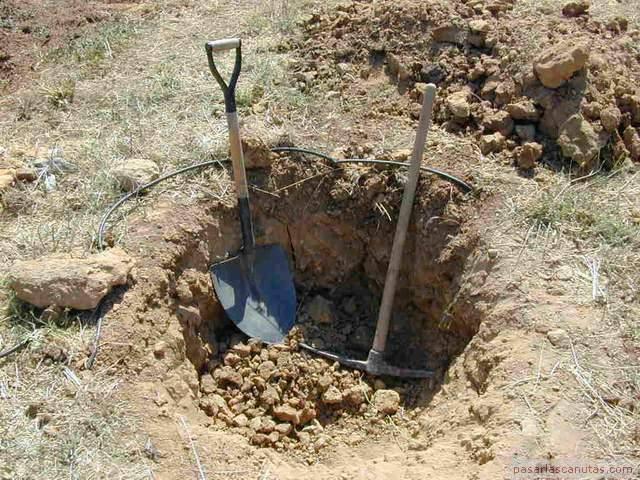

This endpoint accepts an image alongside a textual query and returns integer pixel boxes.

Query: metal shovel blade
[210,244,296,344]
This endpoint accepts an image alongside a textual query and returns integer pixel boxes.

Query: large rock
[533,43,589,88]
[482,110,514,136]
[113,158,159,192]
[557,114,600,168]
[8,248,133,310]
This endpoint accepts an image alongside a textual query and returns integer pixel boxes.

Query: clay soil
[1,0,639,479]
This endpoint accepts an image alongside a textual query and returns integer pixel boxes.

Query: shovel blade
[210,244,296,344]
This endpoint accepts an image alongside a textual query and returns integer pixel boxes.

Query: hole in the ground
[167,155,483,448]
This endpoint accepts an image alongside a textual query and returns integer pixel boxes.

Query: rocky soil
[290,0,640,171]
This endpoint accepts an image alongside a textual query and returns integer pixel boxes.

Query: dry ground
[0,0,639,479]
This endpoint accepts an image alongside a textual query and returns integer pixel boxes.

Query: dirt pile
[197,332,402,451]
[292,0,640,170]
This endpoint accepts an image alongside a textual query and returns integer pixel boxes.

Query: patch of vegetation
[48,20,137,66]
[40,79,75,110]
[525,180,639,248]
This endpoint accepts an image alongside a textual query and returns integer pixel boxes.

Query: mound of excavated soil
[291,0,640,170]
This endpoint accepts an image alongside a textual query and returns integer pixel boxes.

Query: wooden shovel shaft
[372,84,437,353]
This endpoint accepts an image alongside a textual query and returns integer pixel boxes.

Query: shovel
[300,84,438,377]
[205,38,296,344]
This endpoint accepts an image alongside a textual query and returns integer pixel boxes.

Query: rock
[557,114,601,168]
[533,43,589,88]
[249,416,262,431]
[431,24,464,44]
[14,168,37,182]
[250,433,269,446]
[260,385,280,406]
[113,158,159,192]
[322,386,343,405]
[623,126,640,161]
[307,295,334,325]
[297,431,311,445]
[562,0,590,17]
[446,90,471,119]
[468,19,490,34]
[200,375,216,394]
[515,124,537,142]
[373,389,400,415]
[343,384,372,407]
[268,431,279,444]
[213,366,243,387]
[515,142,544,169]
[241,136,276,169]
[479,132,506,155]
[275,422,292,435]
[547,328,570,348]
[8,248,133,310]
[258,360,276,380]
[318,373,333,390]
[299,407,317,425]
[230,343,251,357]
[506,101,540,121]
[223,352,241,367]
[386,53,401,78]
[259,417,276,433]
[482,110,514,136]
[600,106,621,133]
[200,394,231,417]
[233,413,249,427]
[273,404,300,424]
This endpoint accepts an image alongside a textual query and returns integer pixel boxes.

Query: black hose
[97,146,472,249]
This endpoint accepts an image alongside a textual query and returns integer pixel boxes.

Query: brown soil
[0,0,144,92]
[292,0,640,170]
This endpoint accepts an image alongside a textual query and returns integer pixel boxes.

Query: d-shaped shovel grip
[206,38,255,253]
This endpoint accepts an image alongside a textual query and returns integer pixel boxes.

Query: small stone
[259,418,276,433]
[213,366,243,387]
[547,328,570,348]
[230,343,252,358]
[275,423,293,435]
[233,413,248,427]
[318,373,333,390]
[506,101,540,121]
[482,111,514,136]
[0,170,15,190]
[273,404,300,424]
[343,384,372,406]
[562,0,589,17]
[479,132,506,155]
[431,24,463,45]
[250,433,269,446]
[307,295,335,325]
[390,148,412,162]
[600,106,621,133]
[297,431,311,445]
[113,158,159,192]
[515,142,543,169]
[322,386,343,405]
[249,416,262,431]
[153,341,168,359]
[258,360,276,380]
[268,431,279,444]
[446,90,471,119]
[468,19,490,34]
[223,352,241,367]
[534,42,589,89]
[260,385,280,406]
[373,389,401,415]
[200,374,216,394]
[200,394,231,417]
[299,407,317,425]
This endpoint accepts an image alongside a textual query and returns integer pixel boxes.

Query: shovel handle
[206,38,255,252]
[372,84,437,354]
